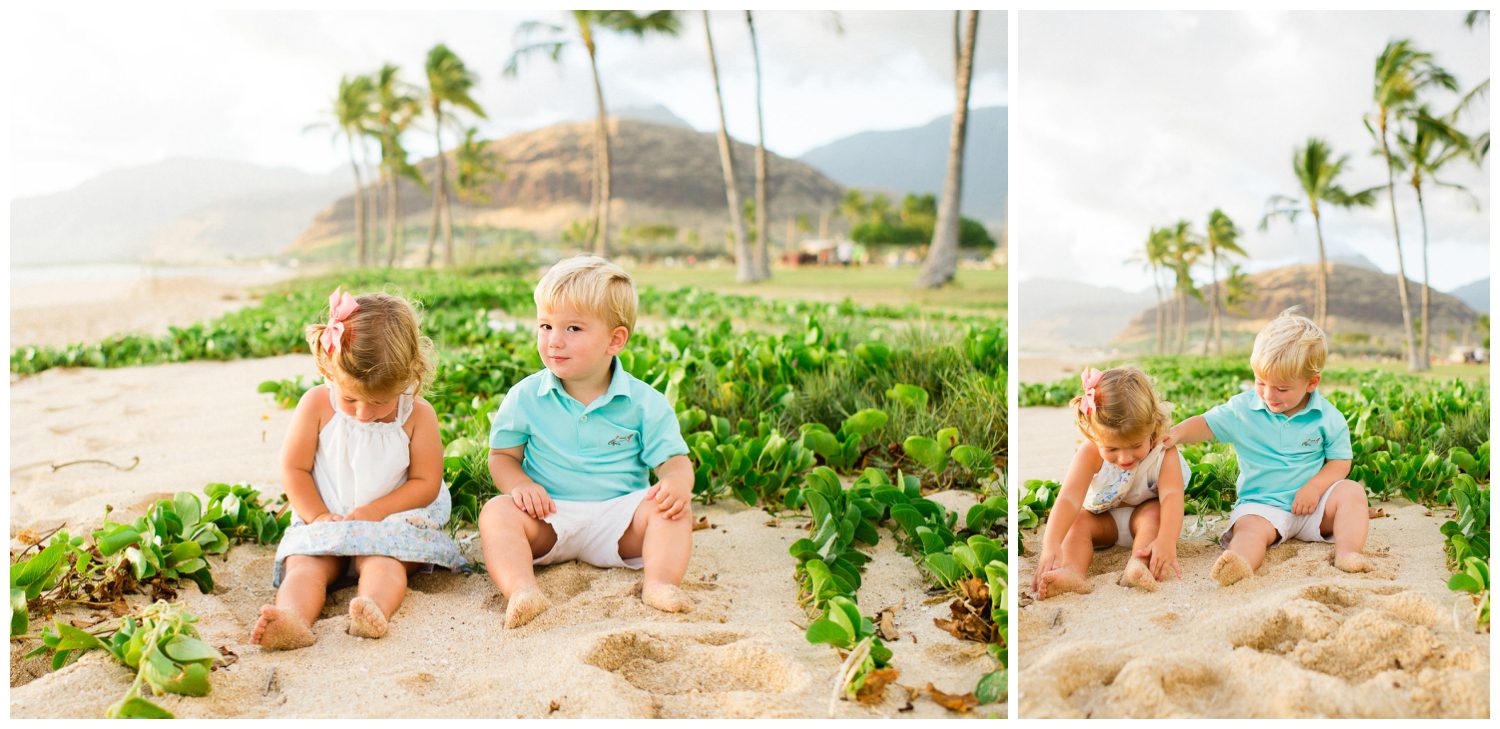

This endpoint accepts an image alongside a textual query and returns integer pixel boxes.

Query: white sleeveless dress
[271,384,467,586]
[1081,443,1192,514]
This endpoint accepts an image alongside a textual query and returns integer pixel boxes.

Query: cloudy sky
[8,7,1006,200]
[1015,10,1489,292]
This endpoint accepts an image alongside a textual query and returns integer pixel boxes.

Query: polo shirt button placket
[580,415,588,423]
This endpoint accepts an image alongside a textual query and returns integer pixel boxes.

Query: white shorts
[1108,506,1138,548]
[535,489,648,569]
[1219,479,1356,549]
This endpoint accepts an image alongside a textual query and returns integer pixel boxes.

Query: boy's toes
[642,582,691,613]
[504,590,552,629]
[1210,551,1253,587]
[1333,551,1374,573]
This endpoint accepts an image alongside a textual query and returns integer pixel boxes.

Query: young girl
[1032,366,1188,599]
[251,289,466,650]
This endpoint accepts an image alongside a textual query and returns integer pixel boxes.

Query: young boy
[1167,309,1373,586]
[478,256,695,628]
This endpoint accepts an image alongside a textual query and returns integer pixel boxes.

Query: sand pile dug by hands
[10,354,1000,718]
[1016,405,1490,719]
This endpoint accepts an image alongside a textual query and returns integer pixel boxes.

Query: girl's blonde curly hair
[1072,365,1170,444]
[305,291,435,397]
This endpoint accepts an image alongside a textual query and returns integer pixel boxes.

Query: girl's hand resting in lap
[344,505,384,522]
[312,512,344,523]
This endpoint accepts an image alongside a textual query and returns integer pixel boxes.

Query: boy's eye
[539,323,551,330]
[567,325,582,332]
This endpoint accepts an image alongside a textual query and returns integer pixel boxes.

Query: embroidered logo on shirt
[608,433,636,446]
[1301,435,1322,447]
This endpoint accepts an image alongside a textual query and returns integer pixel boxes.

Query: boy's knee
[1339,481,1369,505]
[480,495,519,525]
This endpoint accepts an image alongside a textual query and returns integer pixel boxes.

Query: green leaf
[52,623,108,652]
[173,492,202,527]
[903,436,947,473]
[163,635,220,664]
[923,553,963,588]
[936,427,960,451]
[839,409,888,440]
[805,617,852,647]
[96,527,142,557]
[107,695,176,719]
[951,445,993,473]
[1449,572,1481,594]
[10,541,66,587]
[885,383,930,410]
[976,669,1006,704]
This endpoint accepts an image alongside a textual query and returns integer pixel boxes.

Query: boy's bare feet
[348,596,389,639]
[1119,558,1159,592]
[1038,567,1091,599]
[1332,551,1373,573]
[642,581,690,613]
[251,605,316,650]
[504,589,551,628]
[1211,551,1253,586]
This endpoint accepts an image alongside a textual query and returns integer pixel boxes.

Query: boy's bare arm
[1290,459,1353,515]
[1166,415,1215,447]
[488,445,532,493]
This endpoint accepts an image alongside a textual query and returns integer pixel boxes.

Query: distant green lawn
[632,264,1006,314]
[1330,356,1490,382]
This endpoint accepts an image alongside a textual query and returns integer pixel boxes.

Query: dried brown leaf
[926,683,979,713]
[16,529,41,546]
[548,700,561,714]
[856,667,900,704]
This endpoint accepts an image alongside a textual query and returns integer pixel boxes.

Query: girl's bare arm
[281,387,334,522]
[1040,442,1102,553]
[1155,446,1186,547]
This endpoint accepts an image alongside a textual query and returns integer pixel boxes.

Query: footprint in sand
[583,630,800,695]
[1228,585,1479,683]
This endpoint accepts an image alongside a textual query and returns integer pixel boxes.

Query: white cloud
[9,8,1006,199]
[1016,10,1489,292]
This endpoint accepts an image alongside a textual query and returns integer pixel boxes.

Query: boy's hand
[1159,429,1178,449]
[511,482,556,519]
[1291,484,1322,515]
[1138,540,1181,581]
[645,478,692,520]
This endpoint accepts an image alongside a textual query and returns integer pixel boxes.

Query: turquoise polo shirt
[488,357,689,502]
[1203,389,1352,510]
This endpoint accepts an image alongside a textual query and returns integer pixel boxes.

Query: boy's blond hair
[534,256,638,334]
[306,292,435,396]
[1072,366,1170,444]
[1250,307,1325,382]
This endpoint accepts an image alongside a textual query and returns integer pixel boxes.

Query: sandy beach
[1015,405,1490,719]
[9,274,1000,718]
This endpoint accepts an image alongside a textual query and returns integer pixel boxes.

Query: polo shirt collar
[1248,388,1327,418]
[537,356,633,408]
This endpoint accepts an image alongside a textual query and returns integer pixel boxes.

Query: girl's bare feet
[1210,551,1253,586]
[1038,567,1091,599]
[642,581,690,613]
[504,590,551,628]
[1118,557,1159,592]
[348,596,389,639]
[251,605,316,650]
[1333,551,1373,573]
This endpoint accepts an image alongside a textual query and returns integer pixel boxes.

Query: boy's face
[1253,370,1320,415]
[1094,431,1152,471]
[536,302,629,382]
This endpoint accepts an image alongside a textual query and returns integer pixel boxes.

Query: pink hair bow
[1079,367,1104,415]
[319,288,360,355]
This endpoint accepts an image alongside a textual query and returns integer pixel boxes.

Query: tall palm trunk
[704,11,753,282]
[1378,114,1422,370]
[1209,251,1223,355]
[918,10,978,288]
[1311,204,1329,329]
[346,137,366,266]
[1151,266,1165,354]
[367,167,383,266]
[584,39,612,256]
[1415,182,1433,367]
[425,106,450,267]
[746,11,770,280]
[386,173,401,267]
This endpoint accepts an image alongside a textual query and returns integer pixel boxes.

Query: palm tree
[1260,138,1379,330]
[702,11,754,282]
[453,127,506,262]
[373,64,424,267]
[422,44,486,268]
[1368,39,1457,370]
[1127,227,1172,354]
[506,11,681,257]
[917,10,979,288]
[331,75,376,266]
[1166,220,1202,354]
[1223,264,1255,317]
[1202,210,1247,356]
[1395,106,1478,367]
[745,11,771,280]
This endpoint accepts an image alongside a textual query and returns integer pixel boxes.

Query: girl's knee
[285,555,338,579]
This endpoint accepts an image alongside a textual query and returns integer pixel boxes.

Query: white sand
[8,279,1000,718]
[1016,406,1490,718]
